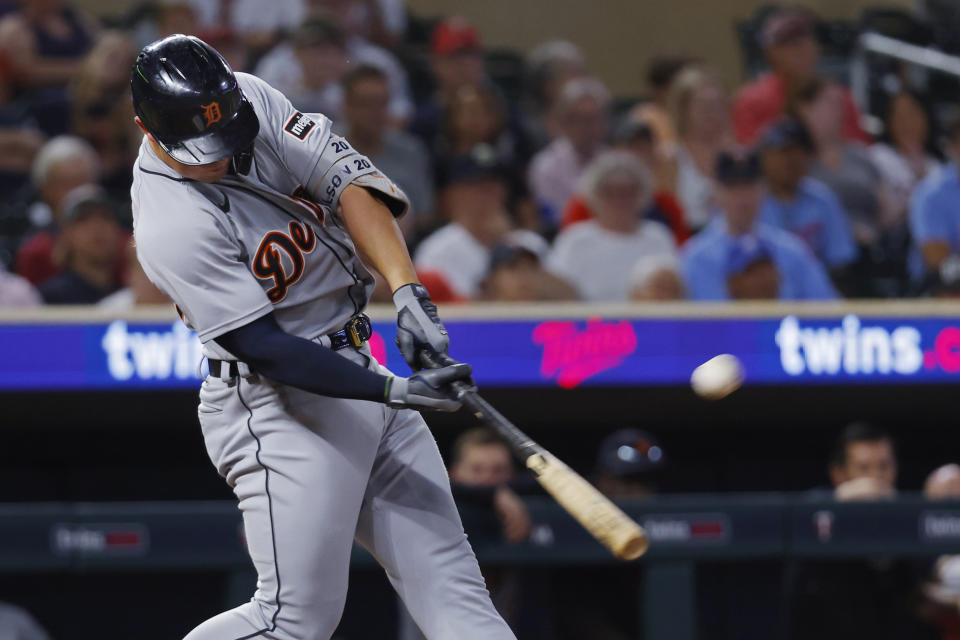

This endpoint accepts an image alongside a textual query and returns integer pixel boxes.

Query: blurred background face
[560,95,607,154]
[63,210,118,267]
[888,93,929,151]
[485,254,541,301]
[800,84,845,143]
[434,51,486,92]
[595,171,642,229]
[448,88,501,149]
[727,259,779,299]
[450,443,513,486]
[831,439,897,489]
[717,181,762,234]
[762,146,809,192]
[631,269,684,301]
[295,43,347,89]
[345,76,390,138]
[43,163,98,219]
[685,81,729,140]
[443,177,511,243]
[766,36,819,80]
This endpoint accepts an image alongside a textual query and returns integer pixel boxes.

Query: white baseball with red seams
[690,354,744,399]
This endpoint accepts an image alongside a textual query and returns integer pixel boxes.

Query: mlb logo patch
[284,112,316,140]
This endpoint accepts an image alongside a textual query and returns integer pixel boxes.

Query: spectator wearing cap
[681,148,838,300]
[594,429,666,498]
[732,7,868,146]
[560,117,690,245]
[410,16,488,146]
[629,253,684,301]
[757,117,857,273]
[528,77,610,230]
[909,112,960,291]
[338,64,433,236]
[38,185,122,304]
[15,135,104,285]
[413,149,513,299]
[480,233,576,302]
[0,0,98,91]
[254,17,349,121]
[669,66,732,231]
[545,150,677,302]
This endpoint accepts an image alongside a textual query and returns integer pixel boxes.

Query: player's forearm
[216,314,388,402]
[339,184,418,292]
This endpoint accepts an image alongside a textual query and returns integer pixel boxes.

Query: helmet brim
[158,98,260,166]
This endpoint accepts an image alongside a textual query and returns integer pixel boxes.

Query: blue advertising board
[2,310,960,391]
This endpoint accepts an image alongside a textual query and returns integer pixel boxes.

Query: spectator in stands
[155,1,200,39]
[528,76,610,230]
[311,0,413,122]
[0,603,50,640]
[870,91,941,225]
[561,118,690,245]
[480,233,576,302]
[629,253,684,301]
[410,16,488,147]
[757,117,857,273]
[69,31,139,203]
[254,17,349,121]
[523,39,588,148]
[413,148,512,299]
[97,243,168,309]
[0,0,98,90]
[594,428,666,498]
[786,424,938,640]
[38,185,121,304]
[925,464,960,499]
[909,111,960,290]
[339,64,433,235]
[16,135,101,285]
[0,48,45,200]
[828,422,897,501]
[669,66,732,231]
[733,7,868,146]
[449,427,531,546]
[682,148,838,300]
[546,150,677,301]
[918,464,960,638]
[791,78,887,247]
[629,55,696,153]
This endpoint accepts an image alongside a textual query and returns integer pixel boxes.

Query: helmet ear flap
[231,144,254,176]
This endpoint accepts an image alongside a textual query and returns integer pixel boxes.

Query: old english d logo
[201,102,222,127]
[253,221,317,302]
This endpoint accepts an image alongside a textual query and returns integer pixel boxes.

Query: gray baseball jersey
[134,72,403,360]
[132,73,516,640]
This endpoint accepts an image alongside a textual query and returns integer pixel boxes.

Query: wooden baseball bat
[420,352,649,561]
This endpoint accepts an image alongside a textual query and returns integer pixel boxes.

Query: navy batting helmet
[131,34,259,165]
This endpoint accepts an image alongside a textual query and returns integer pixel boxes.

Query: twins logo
[253,221,317,302]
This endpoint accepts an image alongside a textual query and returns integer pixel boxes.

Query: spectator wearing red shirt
[732,8,869,146]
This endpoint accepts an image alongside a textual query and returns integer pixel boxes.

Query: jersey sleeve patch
[284,112,317,141]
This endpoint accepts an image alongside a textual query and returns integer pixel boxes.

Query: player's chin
[188,158,231,183]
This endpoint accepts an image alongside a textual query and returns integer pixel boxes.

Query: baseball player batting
[130,35,516,640]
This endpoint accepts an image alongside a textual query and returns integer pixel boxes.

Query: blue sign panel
[1,313,959,391]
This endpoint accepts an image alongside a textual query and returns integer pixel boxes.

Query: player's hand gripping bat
[420,351,649,561]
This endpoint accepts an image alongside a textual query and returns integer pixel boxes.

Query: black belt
[209,314,373,378]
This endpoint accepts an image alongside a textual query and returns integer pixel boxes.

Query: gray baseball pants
[183,345,515,640]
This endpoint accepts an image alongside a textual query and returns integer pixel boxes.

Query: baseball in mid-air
[690,354,744,400]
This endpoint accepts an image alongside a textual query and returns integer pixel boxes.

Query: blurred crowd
[2,0,960,308]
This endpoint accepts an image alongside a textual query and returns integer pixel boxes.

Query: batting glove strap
[393,283,450,370]
[384,364,471,412]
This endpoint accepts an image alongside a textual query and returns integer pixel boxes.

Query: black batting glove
[384,363,473,412]
[393,283,451,371]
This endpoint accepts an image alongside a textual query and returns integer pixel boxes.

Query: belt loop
[219,362,232,383]
[237,362,252,378]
